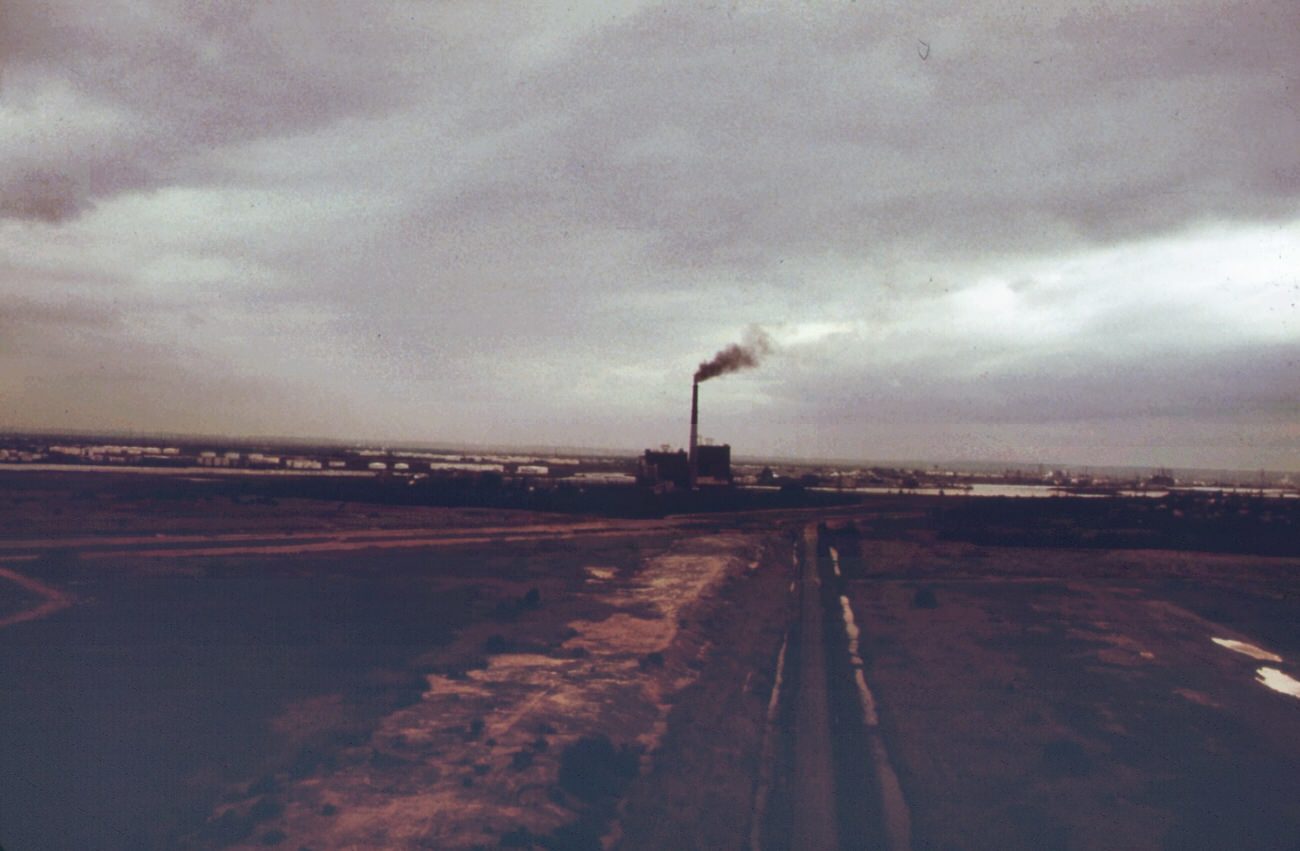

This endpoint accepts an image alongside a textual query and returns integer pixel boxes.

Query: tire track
[0,559,73,628]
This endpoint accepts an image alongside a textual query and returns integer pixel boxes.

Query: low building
[695,444,732,485]
[429,461,505,473]
[638,449,690,490]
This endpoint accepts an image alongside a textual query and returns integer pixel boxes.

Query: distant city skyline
[2,1,1297,471]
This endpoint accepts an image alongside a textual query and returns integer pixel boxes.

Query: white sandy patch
[564,613,676,656]
[840,595,879,727]
[1255,667,1300,698]
[1212,637,1283,662]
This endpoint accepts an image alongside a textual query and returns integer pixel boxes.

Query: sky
[2,1,1297,471]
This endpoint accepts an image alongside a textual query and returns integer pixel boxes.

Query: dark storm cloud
[434,0,1300,270]
[305,0,1300,398]
[0,0,434,221]
[5,0,1295,254]
[0,172,92,222]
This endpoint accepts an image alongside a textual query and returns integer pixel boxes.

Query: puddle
[1255,667,1300,698]
[584,566,616,581]
[1212,637,1283,663]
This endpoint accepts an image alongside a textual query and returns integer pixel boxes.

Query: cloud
[765,341,1300,427]
[0,0,1296,469]
[430,0,1300,269]
[0,0,444,222]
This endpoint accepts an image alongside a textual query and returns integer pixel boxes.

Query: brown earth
[841,529,1300,851]
[5,476,1299,851]
[0,478,815,850]
[204,528,794,850]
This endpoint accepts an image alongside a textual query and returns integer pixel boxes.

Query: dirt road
[790,524,839,850]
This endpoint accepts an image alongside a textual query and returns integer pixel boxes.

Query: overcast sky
[2,1,1297,470]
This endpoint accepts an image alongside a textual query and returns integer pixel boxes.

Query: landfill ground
[1,474,1298,850]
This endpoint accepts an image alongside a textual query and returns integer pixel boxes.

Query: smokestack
[689,381,699,489]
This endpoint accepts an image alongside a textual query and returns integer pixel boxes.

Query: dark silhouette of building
[639,449,690,490]
[638,444,730,489]
[695,443,731,485]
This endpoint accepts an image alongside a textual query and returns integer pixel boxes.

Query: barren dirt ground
[839,527,1300,851]
[3,481,1298,851]
[0,485,803,850]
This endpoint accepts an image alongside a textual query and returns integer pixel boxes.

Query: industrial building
[638,380,733,490]
[638,449,690,490]
[695,443,732,485]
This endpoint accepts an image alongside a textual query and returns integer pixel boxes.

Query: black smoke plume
[694,327,773,383]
